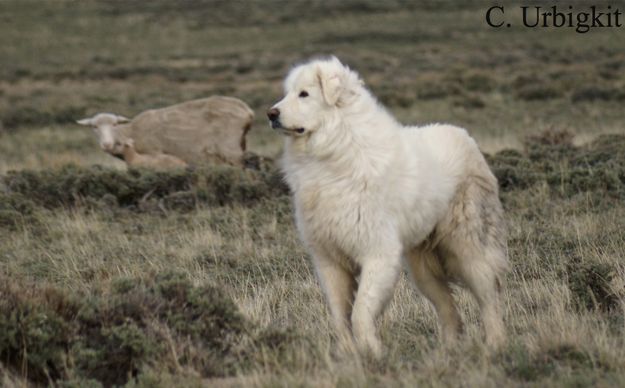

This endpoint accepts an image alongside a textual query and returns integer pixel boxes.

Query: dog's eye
[299,91,309,98]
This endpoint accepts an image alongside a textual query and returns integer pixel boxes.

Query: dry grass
[1,199,624,386]
[1,135,624,386]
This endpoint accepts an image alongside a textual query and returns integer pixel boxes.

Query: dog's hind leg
[456,246,506,348]
[405,247,463,343]
[438,236,507,347]
[439,173,508,347]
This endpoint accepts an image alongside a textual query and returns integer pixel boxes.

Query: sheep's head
[77,113,130,154]
[121,138,136,153]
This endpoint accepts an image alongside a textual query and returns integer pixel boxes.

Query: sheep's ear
[115,115,130,124]
[76,118,92,126]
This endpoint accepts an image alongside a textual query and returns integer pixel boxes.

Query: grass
[0,1,624,386]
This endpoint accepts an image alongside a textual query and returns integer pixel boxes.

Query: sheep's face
[77,113,130,154]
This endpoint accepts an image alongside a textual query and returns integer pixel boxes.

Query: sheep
[76,113,129,153]
[77,96,254,166]
[120,139,188,169]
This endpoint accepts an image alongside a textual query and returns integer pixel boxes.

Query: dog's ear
[317,64,343,106]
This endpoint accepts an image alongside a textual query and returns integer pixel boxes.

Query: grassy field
[1,1,624,386]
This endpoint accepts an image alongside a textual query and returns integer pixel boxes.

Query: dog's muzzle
[267,107,305,134]
[270,119,283,130]
[274,124,305,135]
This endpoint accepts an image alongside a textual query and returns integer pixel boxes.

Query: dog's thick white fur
[270,57,508,357]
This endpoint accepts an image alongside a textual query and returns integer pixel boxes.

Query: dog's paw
[354,333,383,359]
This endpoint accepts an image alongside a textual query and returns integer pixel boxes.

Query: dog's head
[267,56,363,136]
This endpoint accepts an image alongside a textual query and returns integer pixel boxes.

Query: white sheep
[77,96,254,167]
[76,113,129,153]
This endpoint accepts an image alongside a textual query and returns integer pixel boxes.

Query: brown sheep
[120,139,188,169]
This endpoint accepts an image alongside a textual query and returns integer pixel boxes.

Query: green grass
[0,1,624,386]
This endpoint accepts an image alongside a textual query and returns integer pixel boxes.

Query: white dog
[268,57,508,357]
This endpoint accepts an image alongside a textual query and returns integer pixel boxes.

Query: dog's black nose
[267,107,280,121]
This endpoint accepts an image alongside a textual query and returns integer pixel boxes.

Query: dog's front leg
[313,251,358,349]
[351,248,402,358]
